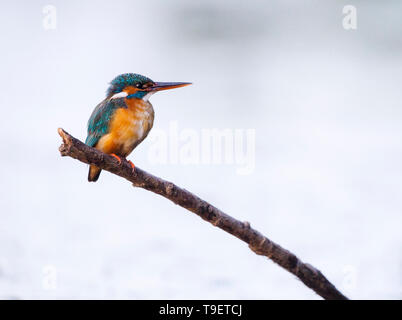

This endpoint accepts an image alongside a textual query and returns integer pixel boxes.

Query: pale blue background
[0,0,401,299]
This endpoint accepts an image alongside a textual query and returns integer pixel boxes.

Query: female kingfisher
[85,73,191,182]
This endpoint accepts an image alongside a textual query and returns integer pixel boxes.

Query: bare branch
[58,128,348,300]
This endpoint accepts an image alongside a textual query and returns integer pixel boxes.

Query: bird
[85,73,191,182]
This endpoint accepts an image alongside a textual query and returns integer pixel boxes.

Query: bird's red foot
[110,153,122,164]
[128,160,136,172]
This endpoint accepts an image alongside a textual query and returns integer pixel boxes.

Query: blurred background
[0,0,401,299]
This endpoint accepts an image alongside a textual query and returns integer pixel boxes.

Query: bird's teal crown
[106,73,154,98]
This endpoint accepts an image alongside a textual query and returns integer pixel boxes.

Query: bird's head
[106,73,191,100]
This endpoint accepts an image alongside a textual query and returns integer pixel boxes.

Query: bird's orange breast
[96,98,154,156]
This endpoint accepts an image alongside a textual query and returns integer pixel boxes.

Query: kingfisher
[85,73,191,182]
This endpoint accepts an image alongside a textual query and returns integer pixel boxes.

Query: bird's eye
[135,83,142,88]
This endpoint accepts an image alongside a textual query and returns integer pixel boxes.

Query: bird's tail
[88,165,102,182]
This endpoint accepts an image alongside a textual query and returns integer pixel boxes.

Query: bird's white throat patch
[110,91,128,99]
[142,92,155,102]
[110,91,154,101]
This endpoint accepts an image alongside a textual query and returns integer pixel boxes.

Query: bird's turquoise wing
[85,98,127,147]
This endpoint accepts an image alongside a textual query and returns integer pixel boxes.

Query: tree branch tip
[58,127,67,140]
[57,127,64,135]
[58,127,72,144]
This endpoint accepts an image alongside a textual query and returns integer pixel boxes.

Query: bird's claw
[128,160,136,173]
[110,153,122,164]
[110,154,135,173]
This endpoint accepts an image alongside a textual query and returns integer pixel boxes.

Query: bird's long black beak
[148,82,192,92]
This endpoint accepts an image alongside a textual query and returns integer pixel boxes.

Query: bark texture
[58,128,348,300]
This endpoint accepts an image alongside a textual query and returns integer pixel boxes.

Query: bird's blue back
[85,97,127,147]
